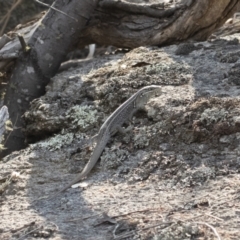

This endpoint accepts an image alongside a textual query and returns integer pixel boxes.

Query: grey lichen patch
[145,62,191,85]
[32,132,75,151]
[152,121,173,135]
[100,146,129,170]
[66,105,99,132]
[134,125,161,149]
[200,107,228,125]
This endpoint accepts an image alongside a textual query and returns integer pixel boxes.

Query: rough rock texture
[2,31,240,239]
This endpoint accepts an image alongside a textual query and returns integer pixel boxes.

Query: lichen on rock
[32,132,74,151]
[66,105,99,131]
[199,107,228,125]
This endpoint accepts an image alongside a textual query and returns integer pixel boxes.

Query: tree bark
[3,0,98,155]
[1,0,240,155]
[78,0,240,48]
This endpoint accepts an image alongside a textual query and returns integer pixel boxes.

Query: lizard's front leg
[115,125,133,135]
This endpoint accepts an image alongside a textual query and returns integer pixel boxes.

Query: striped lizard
[48,85,162,199]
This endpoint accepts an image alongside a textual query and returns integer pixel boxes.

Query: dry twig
[195,221,221,240]
[34,0,78,22]
[0,0,23,36]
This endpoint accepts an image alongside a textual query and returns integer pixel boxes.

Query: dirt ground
[2,23,240,239]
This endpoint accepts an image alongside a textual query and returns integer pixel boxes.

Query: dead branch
[99,0,179,18]
[0,0,23,36]
[195,221,221,240]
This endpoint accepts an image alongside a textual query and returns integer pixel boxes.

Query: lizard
[46,85,162,200]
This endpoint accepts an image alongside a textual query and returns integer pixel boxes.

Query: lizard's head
[135,85,162,108]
